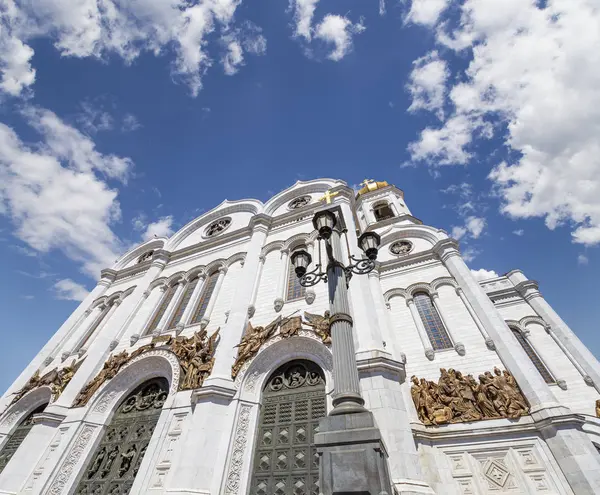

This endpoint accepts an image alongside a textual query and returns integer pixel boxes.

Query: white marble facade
[0,178,599,495]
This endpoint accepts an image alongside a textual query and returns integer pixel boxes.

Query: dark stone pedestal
[315,411,393,495]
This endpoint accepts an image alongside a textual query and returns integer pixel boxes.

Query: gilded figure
[304,311,331,345]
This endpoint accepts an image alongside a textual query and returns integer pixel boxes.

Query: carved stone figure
[304,311,331,345]
[280,316,302,338]
[73,351,129,407]
[232,317,281,379]
[100,446,120,478]
[10,359,83,406]
[118,445,137,477]
[411,368,530,426]
[177,328,220,390]
[87,447,106,479]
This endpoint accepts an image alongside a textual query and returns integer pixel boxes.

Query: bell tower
[354,179,413,230]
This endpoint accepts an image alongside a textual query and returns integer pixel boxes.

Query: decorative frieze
[73,329,220,407]
[10,359,85,406]
[231,312,331,379]
[411,368,529,426]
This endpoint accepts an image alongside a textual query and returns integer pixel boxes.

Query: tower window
[373,202,395,221]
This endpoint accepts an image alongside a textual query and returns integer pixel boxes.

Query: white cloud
[315,14,365,62]
[465,216,485,239]
[0,0,263,99]
[77,100,114,134]
[141,216,174,241]
[290,0,320,40]
[451,226,467,240]
[470,268,499,281]
[0,106,131,278]
[407,51,448,118]
[52,278,89,302]
[407,0,450,27]
[513,229,524,236]
[406,0,600,246]
[578,254,589,265]
[462,246,479,262]
[289,1,364,61]
[122,113,141,132]
[221,23,266,76]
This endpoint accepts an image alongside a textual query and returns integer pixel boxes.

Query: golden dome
[356,180,390,196]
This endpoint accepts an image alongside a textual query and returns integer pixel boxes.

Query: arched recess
[73,377,169,494]
[248,360,327,495]
[0,387,51,473]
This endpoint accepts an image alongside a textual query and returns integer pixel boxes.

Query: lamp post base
[315,411,393,495]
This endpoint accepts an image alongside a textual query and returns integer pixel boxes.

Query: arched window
[74,378,168,494]
[414,292,453,350]
[511,327,555,384]
[287,250,306,301]
[145,285,177,335]
[373,201,395,221]
[77,305,112,351]
[250,360,326,495]
[190,271,219,325]
[166,277,199,330]
[0,403,47,473]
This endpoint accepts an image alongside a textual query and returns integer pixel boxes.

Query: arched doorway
[74,377,168,494]
[250,360,326,495]
[0,403,47,473]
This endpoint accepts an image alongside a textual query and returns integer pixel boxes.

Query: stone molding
[0,386,53,431]
[383,276,459,303]
[356,353,406,382]
[32,411,67,427]
[223,404,252,495]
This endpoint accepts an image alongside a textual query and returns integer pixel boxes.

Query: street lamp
[291,206,392,495]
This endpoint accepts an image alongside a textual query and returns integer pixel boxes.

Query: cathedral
[1,178,599,495]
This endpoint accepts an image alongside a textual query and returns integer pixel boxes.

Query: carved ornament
[9,359,85,406]
[411,367,529,426]
[73,329,220,407]
[231,312,331,379]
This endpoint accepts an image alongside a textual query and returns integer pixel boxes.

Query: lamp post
[291,207,392,495]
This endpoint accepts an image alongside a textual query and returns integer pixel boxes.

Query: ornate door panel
[74,378,168,495]
[250,360,326,495]
[0,403,47,473]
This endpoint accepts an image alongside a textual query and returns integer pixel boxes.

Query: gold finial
[318,189,340,204]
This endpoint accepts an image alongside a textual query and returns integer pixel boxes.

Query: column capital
[99,269,118,285]
[432,238,461,262]
[151,249,171,267]
[218,266,228,275]
[258,254,266,263]
[249,214,272,231]
[515,280,542,301]
[32,411,66,427]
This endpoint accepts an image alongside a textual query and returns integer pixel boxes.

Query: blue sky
[1,0,598,394]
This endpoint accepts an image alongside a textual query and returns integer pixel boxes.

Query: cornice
[431,238,460,261]
[378,250,439,274]
[354,184,405,206]
[364,214,423,232]
[32,411,67,427]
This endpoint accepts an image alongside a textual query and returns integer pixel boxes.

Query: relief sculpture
[231,311,331,379]
[9,358,84,406]
[73,329,220,407]
[411,367,529,426]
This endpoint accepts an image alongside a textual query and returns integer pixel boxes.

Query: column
[273,249,289,312]
[156,281,186,334]
[115,287,153,345]
[519,328,567,390]
[137,285,168,338]
[368,270,403,360]
[52,251,170,409]
[199,267,227,329]
[170,219,269,495]
[76,302,118,354]
[61,304,105,358]
[508,270,600,390]
[407,297,435,361]
[0,270,117,414]
[546,325,596,389]
[433,239,600,495]
[431,291,465,355]
[456,287,495,350]
[248,255,265,318]
[179,275,206,327]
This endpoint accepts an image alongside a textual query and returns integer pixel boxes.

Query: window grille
[145,286,176,334]
[190,272,218,324]
[511,328,555,384]
[166,277,199,330]
[286,254,306,301]
[0,403,47,473]
[414,292,453,350]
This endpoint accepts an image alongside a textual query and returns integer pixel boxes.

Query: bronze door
[0,403,47,473]
[250,360,326,495]
[74,378,168,494]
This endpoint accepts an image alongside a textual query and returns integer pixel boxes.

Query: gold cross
[360,179,375,188]
[319,189,340,204]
